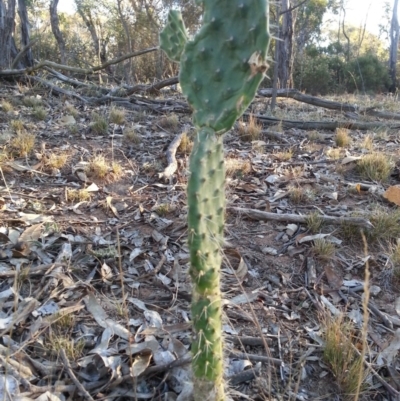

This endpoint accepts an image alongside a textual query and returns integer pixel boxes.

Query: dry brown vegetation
[1,86,400,401]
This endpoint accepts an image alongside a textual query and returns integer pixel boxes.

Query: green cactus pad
[188,128,224,386]
[180,0,270,133]
[159,10,189,63]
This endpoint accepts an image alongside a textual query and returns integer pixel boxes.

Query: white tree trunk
[389,0,399,92]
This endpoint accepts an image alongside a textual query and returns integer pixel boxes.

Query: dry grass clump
[325,147,343,160]
[178,131,193,154]
[69,124,78,134]
[111,161,123,177]
[158,113,179,130]
[45,152,69,169]
[390,241,400,277]
[45,333,85,360]
[32,106,47,120]
[66,188,91,202]
[335,128,351,147]
[90,112,108,134]
[86,155,122,180]
[237,114,262,142]
[109,107,125,125]
[361,134,374,151]
[225,158,251,178]
[322,313,367,399]
[312,238,335,260]
[1,100,13,112]
[123,127,141,144]
[23,96,42,108]
[10,132,35,156]
[340,221,361,243]
[274,148,293,161]
[308,130,323,142]
[65,104,79,118]
[367,206,400,242]
[305,211,324,233]
[155,203,172,217]
[357,153,393,182]
[87,155,110,178]
[288,186,315,204]
[10,119,24,133]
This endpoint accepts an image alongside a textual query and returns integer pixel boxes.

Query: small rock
[265,174,280,184]
[286,224,298,236]
[262,246,278,256]
[370,285,381,296]
[281,234,289,242]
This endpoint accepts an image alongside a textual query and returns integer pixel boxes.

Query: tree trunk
[117,0,134,84]
[277,0,294,89]
[76,3,101,64]
[17,0,32,67]
[49,0,67,65]
[0,0,17,69]
[389,0,399,92]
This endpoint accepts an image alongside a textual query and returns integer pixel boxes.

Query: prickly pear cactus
[160,1,270,400]
[159,10,189,63]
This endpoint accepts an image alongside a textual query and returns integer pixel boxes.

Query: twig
[230,207,373,229]
[158,131,185,181]
[60,349,95,401]
[227,351,283,366]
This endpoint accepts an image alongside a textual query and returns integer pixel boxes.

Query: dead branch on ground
[230,207,373,229]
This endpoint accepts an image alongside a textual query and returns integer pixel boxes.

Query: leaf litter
[1,86,400,400]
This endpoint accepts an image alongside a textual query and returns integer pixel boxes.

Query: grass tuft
[361,134,374,151]
[367,206,400,242]
[158,114,179,130]
[1,100,13,112]
[87,155,110,179]
[123,127,141,144]
[225,158,251,178]
[109,107,125,125]
[66,188,91,202]
[178,131,193,154]
[155,203,171,217]
[32,106,47,120]
[306,211,324,233]
[10,132,35,156]
[10,119,24,133]
[65,104,79,118]
[91,112,109,134]
[237,114,262,142]
[357,153,393,182]
[23,96,42,108]
[45,152,68,169]
[322,313,367,399]
[274,148,293,161]
[312,238,335,260]
[390,241,400,277]
[335,128,351,148]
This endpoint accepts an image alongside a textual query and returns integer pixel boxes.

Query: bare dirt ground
[1,84,400,401]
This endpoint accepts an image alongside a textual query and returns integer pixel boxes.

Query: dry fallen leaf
[383,185,400,206]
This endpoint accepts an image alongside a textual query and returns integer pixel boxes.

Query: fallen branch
[253,114,400,131]
[124,76,179,95]
[60,349,95,401]
[30,76,88,102]
[158,131,185,181]
[0,46,158,77]
[258,88,357,112]
[230,207,373,229]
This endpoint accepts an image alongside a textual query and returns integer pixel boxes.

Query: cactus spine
[160,1,270,399]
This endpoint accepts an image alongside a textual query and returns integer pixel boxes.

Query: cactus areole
[160,1,270,399]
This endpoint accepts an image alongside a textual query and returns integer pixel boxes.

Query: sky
[57,0,395,39]
[325,0,394,38]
